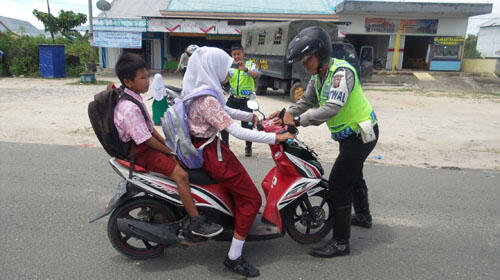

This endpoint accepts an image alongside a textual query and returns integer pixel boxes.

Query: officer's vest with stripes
[314,58,376,141]
[229,60,255,98]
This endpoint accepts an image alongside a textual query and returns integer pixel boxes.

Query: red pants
[133,144,177,177]
[193,137,262,238]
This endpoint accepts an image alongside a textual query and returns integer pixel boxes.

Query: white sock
[227,237,245,260]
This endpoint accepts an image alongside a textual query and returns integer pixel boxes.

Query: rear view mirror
[247,100,259,111]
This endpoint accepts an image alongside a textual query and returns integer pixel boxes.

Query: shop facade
[93,0,492,71]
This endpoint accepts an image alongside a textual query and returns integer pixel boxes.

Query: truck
[241,20,373,102]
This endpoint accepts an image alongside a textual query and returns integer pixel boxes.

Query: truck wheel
[290,82,304,102]
[256,86,267,96]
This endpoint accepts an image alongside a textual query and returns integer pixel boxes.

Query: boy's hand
[251,114,259,128]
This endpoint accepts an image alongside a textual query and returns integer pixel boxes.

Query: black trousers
[221,96,253,149]
[329,124,379,241]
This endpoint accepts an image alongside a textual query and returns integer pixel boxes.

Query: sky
[0,0,499,34]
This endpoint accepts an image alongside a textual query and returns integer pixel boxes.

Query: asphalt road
[1,142,499,280]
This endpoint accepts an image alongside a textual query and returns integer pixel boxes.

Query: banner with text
[93,31,142,48]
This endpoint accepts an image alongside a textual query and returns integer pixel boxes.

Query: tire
[256,77,268,96]
[107,197,177,259]
[256,85,267,96]
[286,191,333,244]
[289,82,304,102]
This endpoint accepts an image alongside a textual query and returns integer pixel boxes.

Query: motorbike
[90,86,333,259]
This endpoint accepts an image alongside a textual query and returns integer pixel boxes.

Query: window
[273,28,283,45]
[433,44,460,59]
[258,31,266,45]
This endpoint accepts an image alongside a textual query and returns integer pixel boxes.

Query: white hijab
[182,46,233,104]
[151,73,166,101]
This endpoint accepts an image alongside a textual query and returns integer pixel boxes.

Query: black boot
[245,142,252,157]
[309,239,350,258]
[351,181,372,228]
[309,206,351,258]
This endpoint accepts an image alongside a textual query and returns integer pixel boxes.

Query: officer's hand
[269,110,282,124]
[275,132,294,143]
[282,112,295,126]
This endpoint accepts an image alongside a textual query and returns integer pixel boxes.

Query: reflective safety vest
[314,58,376,141]
[229,60,255,98]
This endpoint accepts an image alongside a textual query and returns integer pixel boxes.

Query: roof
[334,0,493,17]
[0,16,45,36]
[160,0,337,21]
[479,17,500,28]
[96,0,167,18]
[165,0,334,14]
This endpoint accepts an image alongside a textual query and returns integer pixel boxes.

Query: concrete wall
[477,26,500,58]
[462,58,500,73]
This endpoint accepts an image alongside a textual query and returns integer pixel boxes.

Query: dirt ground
[1,72,499,171]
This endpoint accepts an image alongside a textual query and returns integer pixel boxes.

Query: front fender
[89,180,138,223]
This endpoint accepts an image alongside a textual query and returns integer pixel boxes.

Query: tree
[33,8,87,41]
[464,34,481,58]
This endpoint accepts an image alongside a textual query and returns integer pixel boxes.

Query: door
[359,46,374,79]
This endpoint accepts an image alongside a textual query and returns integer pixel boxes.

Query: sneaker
[224,256,260,277]
[245,147,252,157]
[351,214,372,228]
[189,215,223,238]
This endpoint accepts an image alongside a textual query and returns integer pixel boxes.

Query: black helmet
[286,26,332,65]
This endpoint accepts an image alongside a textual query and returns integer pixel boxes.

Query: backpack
[161,90,219,169]
[88,84,150,160]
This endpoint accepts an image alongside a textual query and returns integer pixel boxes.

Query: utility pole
[47,0,55,44]
[88,0,96,72]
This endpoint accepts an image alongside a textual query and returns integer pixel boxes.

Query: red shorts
[133,144,177,177]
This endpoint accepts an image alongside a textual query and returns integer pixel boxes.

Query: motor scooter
[90,87,333,259]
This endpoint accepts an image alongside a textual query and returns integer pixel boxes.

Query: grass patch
[364,88,417,93]
[67,80,114,86]
[474,92,500,97]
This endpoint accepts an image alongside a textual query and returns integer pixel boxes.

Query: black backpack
[88,85,150,161]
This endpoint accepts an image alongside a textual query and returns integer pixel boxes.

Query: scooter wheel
[107,197,177,259]
[286,191,333,244]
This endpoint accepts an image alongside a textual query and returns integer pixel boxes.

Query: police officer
[272,26,379,257]
[221,44,259,157]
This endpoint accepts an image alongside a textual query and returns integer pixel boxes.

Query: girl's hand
[276,132,294,143]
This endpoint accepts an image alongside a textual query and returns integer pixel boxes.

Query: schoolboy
[113,52,222,238]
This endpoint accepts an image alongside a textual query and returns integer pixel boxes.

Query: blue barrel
[38,45,66,78]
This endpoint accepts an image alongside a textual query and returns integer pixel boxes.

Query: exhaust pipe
[117,218,180,246]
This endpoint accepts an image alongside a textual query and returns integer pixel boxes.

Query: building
[0,16,46,37]
[476,18,500,58]
[94,0,492,71]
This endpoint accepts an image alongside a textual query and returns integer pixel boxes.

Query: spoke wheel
[107,197,176,259]
[290,82,304,102]
[286,191,333,244]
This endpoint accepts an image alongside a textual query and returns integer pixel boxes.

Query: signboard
[365,18,397,33]
[148,18,249,35]
[434,37,465,45]
[93,31,142,48]
[365,18,438,34]
[93,18,147,32]
[400,19,438,34]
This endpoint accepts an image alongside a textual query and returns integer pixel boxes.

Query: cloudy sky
[0,0,499,34]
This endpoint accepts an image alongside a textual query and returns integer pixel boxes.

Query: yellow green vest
[229,60,255,98]
[314,58,376,141]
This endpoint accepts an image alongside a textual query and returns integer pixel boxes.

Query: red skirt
[193,137,262,238]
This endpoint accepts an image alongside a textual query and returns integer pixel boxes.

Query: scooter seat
[115,158,148,173]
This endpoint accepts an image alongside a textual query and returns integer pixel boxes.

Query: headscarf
[151,73,166,101]
[181,46,233,104]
